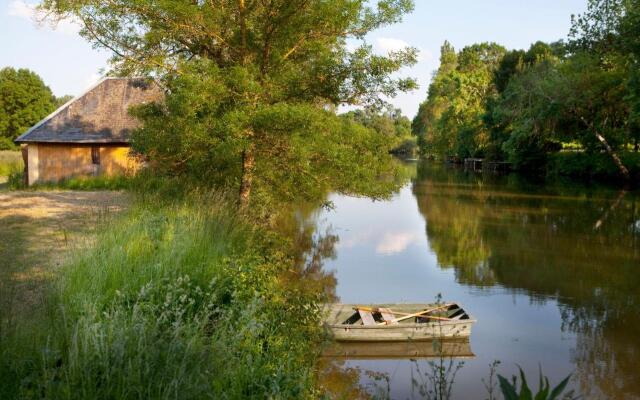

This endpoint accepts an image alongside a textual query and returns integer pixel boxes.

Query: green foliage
[54,94,73,108]
[0,137,18,150]
[343,107,412,138]
[0,193,326,399]
[498,367,576,400]
[0,68,57,141]
[549,151,640,182]
[413,1,640,183]
[412,41,506,158]
[30,175,132,191]
[342,106,416,155]
[131,60,410,216]
[42,0,418,208]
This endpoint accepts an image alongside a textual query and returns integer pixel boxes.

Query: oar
[378,304,454,325]
[353,305,454,324]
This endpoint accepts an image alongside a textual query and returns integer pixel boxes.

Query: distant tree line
[341,106,417,155]
[0,67,71,150]
[412,0,640,182]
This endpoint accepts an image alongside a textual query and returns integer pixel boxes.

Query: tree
[343,106,411,137]
[412,41,505,158]
[568,0,627,56]
[492,52,630,176]
[619,0,640,150]
[42,0,418,208]
[412,41,459,156]
[0,67,57,142]
[55,94,74,107]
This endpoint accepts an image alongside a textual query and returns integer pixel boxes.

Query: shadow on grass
[0,192,125,333]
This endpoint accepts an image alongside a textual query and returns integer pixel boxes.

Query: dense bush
[549,151,640,183]
[0,137,17,151]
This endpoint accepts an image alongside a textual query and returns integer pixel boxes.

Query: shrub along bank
[0,190,326,399]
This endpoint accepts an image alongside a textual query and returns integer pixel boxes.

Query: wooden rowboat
[325,303,475,342]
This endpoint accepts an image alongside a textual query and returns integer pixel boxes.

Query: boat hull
[325,303,475,342]
[329,321,473,341]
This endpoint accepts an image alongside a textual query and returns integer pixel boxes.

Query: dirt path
[0,190,128,312]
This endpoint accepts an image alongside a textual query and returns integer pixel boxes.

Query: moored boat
[325,303,475,342]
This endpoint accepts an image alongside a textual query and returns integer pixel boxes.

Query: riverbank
[0,189,325,399]
[431,151,640,188]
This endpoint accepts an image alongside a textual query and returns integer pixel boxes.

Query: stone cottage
[14,77,163,186]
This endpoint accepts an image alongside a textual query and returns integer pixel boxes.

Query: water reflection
[316,161,640,399]
[414,164,640,398]
[324,340,474,359]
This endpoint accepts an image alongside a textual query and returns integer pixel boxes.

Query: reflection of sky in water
[317,185,578,399]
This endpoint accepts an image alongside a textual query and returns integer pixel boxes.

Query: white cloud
[375,37,432,64]
[7,0,80,35]
[375,232,418,255]
[336,231,375,250]
[8,0,34,19]
[376,37,411,53]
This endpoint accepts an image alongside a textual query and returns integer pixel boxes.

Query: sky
[0,0,588,118]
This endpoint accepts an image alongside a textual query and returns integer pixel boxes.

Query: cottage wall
[29,143,140,185]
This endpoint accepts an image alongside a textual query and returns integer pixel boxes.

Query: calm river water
[314,161,640,399]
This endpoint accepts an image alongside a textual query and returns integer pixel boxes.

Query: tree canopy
[42,0,418,209]
[412,0,640,182]
[0,67,57,145]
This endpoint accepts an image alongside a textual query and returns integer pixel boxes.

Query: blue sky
[0,0,588,118]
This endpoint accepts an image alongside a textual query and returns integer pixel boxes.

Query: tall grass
[0,150,23,178]
[0,191,325,399]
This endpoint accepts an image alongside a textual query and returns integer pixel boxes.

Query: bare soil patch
[0,190,128,311]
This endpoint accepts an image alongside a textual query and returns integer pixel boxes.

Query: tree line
[412,0,640,183]
[0,67,71,150]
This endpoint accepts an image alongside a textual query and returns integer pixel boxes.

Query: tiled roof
[15,77,164,144]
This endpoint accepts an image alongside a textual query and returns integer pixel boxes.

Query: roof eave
[14,139,132,145]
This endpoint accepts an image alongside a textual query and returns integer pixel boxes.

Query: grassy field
[0,191,128,322]
[0,190,324,399]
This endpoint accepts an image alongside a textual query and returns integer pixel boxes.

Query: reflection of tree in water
[413,166,494,286]
[271,202,339,302]
[413,162,640,399]
[275,158,417,302]
[317,359,373,399]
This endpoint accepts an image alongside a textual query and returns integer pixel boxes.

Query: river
[313,161,640,399]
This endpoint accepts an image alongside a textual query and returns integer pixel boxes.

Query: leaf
[534,365,550,400]
[549,374,572,400]
[535,378,549,400]
[518,367,533,399]
[498,374,519,400]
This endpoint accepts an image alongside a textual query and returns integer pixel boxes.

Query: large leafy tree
[0,67,57,143]
[412,41,505,158]
[41,0,418,208]
[619,0,640,150]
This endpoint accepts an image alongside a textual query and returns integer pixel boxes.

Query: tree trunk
[239,142,255,208]
[580,116,630,180]
[594,131,630,180]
